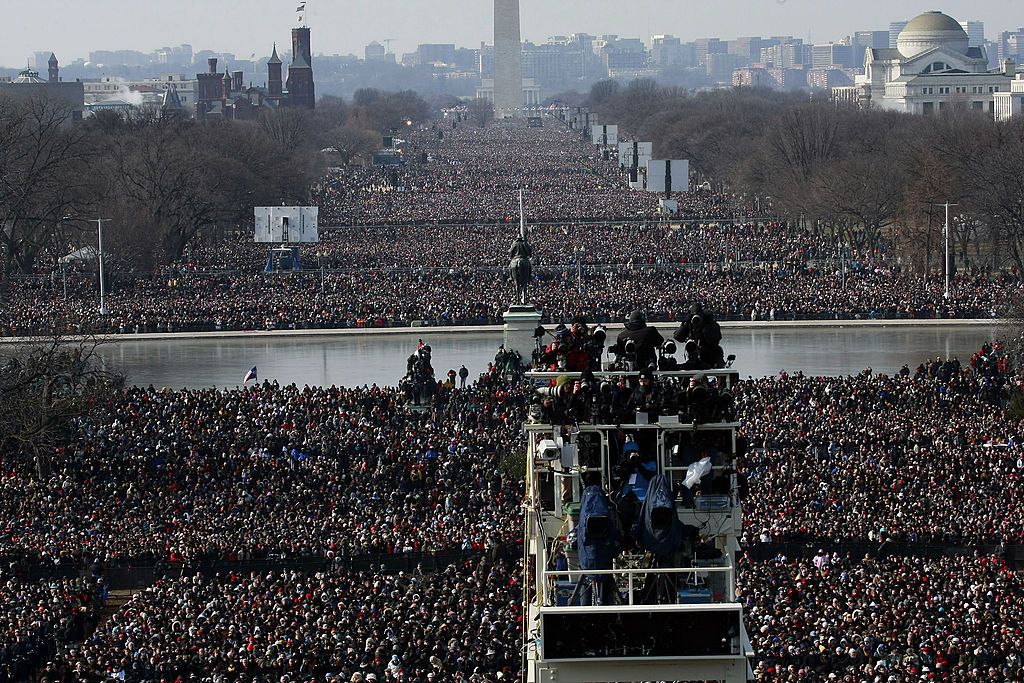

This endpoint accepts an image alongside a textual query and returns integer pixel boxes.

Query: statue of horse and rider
[509,234,533,307]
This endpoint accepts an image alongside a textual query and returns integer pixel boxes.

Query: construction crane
[382,38,396,54]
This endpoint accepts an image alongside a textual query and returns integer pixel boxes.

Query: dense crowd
[4,115,1018,337]
[2,330,1024,680]
[186,221,844,271]
[0,572,105,682]
[3,257,1013,336]
[742,552,1024,681]
[311,120,768,226]
[41,560,520,683]
[737,350,1024,546]
[0,370,526,566]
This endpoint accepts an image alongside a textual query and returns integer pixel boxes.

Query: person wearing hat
[613,310,663,370]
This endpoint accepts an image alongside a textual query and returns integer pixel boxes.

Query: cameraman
[614,310,664,370]
[673,303,724,369]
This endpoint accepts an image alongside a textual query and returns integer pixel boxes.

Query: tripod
[569,574,623,606]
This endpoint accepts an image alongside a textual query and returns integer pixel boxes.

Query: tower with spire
[267,43,283,104]
[47,53,58,83]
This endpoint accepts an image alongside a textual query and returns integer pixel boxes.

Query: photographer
[628,368,662,416]
[673,303,725,369]
[612,310,664,370]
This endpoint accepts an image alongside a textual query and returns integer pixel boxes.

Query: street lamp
[573,245,585,288]
[93,218,109,315]
[933,202,958,300]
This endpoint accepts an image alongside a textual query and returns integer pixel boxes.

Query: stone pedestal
[503,305,542,362]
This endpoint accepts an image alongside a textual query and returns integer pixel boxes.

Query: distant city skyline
[4,0,1023,69]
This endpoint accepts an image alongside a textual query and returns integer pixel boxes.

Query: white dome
[897,11,969,58]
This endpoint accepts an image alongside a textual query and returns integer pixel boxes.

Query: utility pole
[93,218,109,315]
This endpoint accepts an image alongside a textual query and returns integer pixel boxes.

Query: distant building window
[972,101,983,110]
[922,101,934,114]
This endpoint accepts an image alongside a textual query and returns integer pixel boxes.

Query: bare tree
[0,331,123,478]
[321,125,379,164]
[0,94,92,274]
[468,98,495,128]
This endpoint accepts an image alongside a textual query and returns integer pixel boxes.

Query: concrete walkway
[0,318,1005,345]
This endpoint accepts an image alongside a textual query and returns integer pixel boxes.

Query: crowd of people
[3,255,1012,337]
[0,335,1019,679]
[741,552,1024,681]
[0,572,106,682]
[0,371,527,567]
[39,559,520,683]
[311,121,767,226]
[3,114,1024,680]
[736,352,1023,547]
[3,115,1018,337]
[188,220,845,272]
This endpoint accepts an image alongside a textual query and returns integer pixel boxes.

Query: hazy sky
[5,0,1023,68]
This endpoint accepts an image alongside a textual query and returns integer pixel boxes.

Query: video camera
[609,338,639,372]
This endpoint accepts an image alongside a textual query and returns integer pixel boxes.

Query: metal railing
[541,564,734,607]
[14,543,519,590]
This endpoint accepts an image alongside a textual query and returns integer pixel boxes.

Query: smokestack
[232,70,243,92]
[207,57,218,74]
[1005,59,1016,78]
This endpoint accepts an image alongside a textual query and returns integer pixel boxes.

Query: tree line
[588,79,1024,273]
[0,88,432,275]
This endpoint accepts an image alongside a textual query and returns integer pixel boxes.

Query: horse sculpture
[509,236,533,307]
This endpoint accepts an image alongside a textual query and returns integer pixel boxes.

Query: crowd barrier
[13,539,1013,591]
[5,256,900,282]
[13,543,519,590]
[745,539,1011,562]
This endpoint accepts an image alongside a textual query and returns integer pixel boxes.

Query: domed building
[856,10,1014,114]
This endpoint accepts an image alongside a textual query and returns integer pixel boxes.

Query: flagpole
[519,189,526,240]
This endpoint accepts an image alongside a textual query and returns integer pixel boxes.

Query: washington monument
[493,0,522,117]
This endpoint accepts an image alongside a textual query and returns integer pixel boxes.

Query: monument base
[503,305,542,363]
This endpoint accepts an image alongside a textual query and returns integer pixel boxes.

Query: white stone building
[475,78,541,107]
[856,11,1012,115]
[993,74,1024,121]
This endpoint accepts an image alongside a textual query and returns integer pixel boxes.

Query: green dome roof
[902,11,966,35]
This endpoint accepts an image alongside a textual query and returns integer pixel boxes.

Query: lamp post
[942,202,957,300]
[93,218,109,315]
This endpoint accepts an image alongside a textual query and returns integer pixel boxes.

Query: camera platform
[522,368,754,683]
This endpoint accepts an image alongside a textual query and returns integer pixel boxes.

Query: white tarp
[683,456,713,489]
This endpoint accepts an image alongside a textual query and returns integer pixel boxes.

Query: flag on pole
[243,366,258,384]
[296,2,306,10]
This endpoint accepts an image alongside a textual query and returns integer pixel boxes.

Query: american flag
[243,366,258,384]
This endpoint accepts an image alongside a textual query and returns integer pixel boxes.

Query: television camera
[531,370,737,426]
